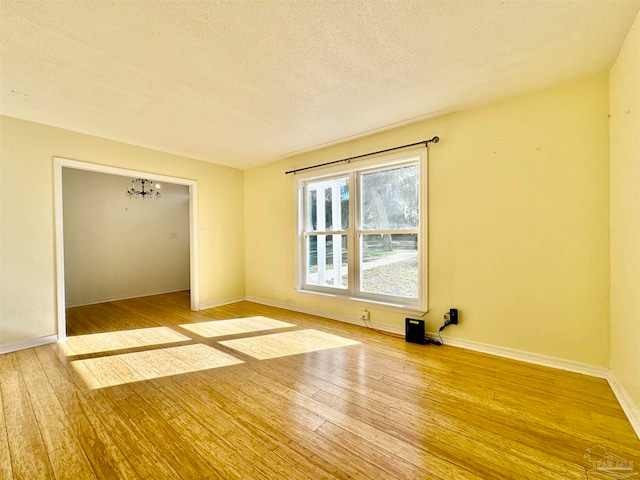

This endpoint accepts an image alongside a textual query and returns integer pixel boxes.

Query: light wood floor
[1,291,638,479]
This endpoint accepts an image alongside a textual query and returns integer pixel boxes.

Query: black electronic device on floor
[405,318,426,344]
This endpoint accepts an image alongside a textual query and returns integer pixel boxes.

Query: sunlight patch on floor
[179,316,295,338]
[219,329,360,360]
[60,326,191,356]
[71,344,243,389]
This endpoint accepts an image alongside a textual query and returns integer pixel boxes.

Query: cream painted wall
[0,116,244,346]
[610,12,640,415]
[245,74,611,367]
[62,168,190,307]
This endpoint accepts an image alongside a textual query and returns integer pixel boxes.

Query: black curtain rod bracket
[285,136,439,175]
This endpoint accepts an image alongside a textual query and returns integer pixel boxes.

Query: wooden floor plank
[1,291,639,480]
[85,387,183,480]
[132,383,259,479]
[14,349,98,480]
[0,353,55,480]
[156,368,346,480]
[207,376,392,480]
[34,345,141,480]
[0,384,14,480]
[115,389,225,480]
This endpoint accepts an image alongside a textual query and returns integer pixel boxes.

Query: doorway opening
[53,158,199,340]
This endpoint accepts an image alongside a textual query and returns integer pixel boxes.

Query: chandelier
[126,178,161,199]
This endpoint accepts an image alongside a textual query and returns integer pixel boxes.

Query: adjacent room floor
[1,291,638,479]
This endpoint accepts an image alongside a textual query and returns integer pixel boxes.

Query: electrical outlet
[449,308,459,325]
[359,310,369,321]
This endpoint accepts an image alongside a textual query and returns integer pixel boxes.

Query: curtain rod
[285,136,439,175]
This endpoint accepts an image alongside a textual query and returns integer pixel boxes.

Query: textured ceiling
[1,1,638,169]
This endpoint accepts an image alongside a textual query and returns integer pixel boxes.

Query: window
[297,148,426,311]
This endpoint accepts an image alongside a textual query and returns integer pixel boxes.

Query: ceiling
[1,1,638,170]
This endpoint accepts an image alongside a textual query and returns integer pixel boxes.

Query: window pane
[361,165,418,230]
[306,234,348,288]
[306,177,349,231]
[360,234,418,298]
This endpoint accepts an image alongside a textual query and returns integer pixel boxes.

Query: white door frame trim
[53,157,199,340]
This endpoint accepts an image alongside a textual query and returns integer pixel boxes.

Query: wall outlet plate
[359,310,369,321]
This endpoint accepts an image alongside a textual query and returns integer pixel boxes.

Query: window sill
[295,288,428,316]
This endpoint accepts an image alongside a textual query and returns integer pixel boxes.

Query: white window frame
[295,147,427,312]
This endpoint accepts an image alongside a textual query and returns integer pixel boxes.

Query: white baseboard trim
[435,334,610,379]
[198,296,246,311]
[606,372,640,440]
[0,334,58,355]
[244,296,405,334]
[66,288,190,308]
[244,295,639,439]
